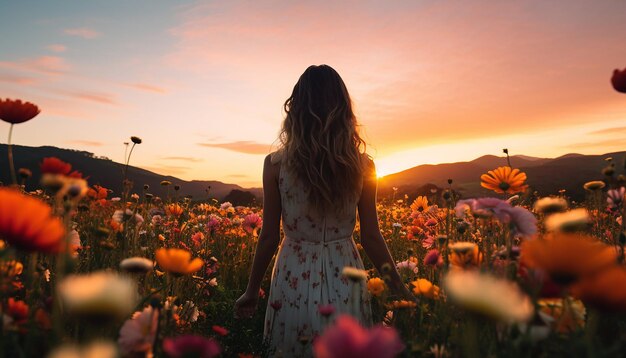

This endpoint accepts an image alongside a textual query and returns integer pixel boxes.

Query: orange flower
[538,298,586,333]
[480,166,528,194]
[0,188,65,253]
[410,196,429,213]
[386,300,417,309]
[166,204,184,217]
[155,248,204,276]
[87,185,108,200]
[366,277,386,297]
[0,98,40,124]
[410,278,440,299]
[570,266,626,312]
[520,233,617,285]
[449,242,483,270]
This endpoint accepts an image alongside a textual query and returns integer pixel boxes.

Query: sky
[1,0,626,187]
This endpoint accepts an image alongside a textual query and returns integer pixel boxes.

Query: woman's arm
[357,157,415,300]
[235,154,282,318]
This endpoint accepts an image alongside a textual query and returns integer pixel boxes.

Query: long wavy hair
[279,65,368,216]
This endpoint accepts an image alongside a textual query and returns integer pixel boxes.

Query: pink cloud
[198,141,271,155]
[125,83,167,93]
[0,56,70,75]
[65,91,117,105]
[47,44,67,53]
[64,27,100,39]
[0,73,36,85]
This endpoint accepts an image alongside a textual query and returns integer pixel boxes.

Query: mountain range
[0,144,263,201]
[1,144,623,203]
[377,152,624,201]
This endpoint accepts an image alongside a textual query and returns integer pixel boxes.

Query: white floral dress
[263,150,373,357]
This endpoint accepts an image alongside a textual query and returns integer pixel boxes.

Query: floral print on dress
[263,150,372,357]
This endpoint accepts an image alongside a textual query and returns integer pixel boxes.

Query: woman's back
[271,149,363,245]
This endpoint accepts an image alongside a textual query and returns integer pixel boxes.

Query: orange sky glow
[1,1,625,186]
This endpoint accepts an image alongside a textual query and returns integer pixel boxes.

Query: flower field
[1,99,626,357]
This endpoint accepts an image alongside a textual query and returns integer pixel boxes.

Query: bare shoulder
[269,149,284,165]
[264,151,282,179]
[360,152,376,178]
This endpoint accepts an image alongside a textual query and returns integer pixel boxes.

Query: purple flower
[455,197,537,238]
[313,315,405,358]
[163,335,221,358]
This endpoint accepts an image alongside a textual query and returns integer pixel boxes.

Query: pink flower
[455,198,537,238]
[211,325,229,336]
[318,304,336,317]
[607,187,625,210]
[163,335,221,358]
[424,249,442,267]
[242,213,263,235]
[313,315,405,358]
[118,307,159,357]
[421,235,434,249]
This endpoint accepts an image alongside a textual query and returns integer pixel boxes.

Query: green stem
[7,124,17,185]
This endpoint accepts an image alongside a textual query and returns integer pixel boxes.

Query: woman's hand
[234,290,259,319]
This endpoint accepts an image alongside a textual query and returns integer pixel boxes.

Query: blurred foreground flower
[0,188,65,253]
[313,314,405,358]
[444,270,534,323]
[480,166,528,194]
[611,67,626,93]
[57,271,138,320]
[118,306,159,357]
[47,341,118,358]
[0,98,40,124]
[155,248,204,276]
[163,335,221,358]
[544,208,590,232]
[342,266,368,281]
[571,266,626,312]
[533,197,568,214]
[120,257,154,273]
[520,232,617,285]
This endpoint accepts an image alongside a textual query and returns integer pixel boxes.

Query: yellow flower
[410,278,440,299]
[480,166,528,194]
[155,248,204,276]
[449,242,483,270]
[367,277,386,296]
[410,196,429,213]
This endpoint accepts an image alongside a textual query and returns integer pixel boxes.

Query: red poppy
[211,325,229,336]
[0,98,40,124]
[40,157,72,175]
[611,67,626,93]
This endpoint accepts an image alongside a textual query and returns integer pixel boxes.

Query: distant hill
[378,152,625,201]
[0,144,262,201]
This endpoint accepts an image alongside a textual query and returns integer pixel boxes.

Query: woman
[234,65,414,357]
